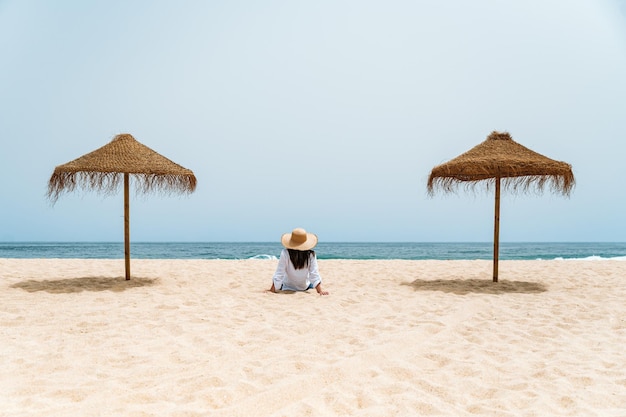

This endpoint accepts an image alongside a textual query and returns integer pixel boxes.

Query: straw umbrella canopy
[427,131,574,282]
[48,133,197,280]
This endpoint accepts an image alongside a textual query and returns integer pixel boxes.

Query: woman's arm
[270,249,288,292]
[309,255,328,295]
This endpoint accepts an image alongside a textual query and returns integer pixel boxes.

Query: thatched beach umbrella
[427,131,574,282]
[48,133,197,280]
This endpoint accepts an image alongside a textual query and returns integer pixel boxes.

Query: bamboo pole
[124,173,131,280]
[493,177,501,282]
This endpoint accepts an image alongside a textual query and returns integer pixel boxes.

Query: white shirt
[272,249,322,291]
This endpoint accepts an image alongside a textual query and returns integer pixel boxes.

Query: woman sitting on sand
[268,228,329,295]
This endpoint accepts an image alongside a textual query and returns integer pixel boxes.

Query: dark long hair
[287,249,315,270]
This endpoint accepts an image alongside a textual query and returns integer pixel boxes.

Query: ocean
[1,242,625,261]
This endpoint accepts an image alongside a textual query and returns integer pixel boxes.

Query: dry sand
[1,258,625,416]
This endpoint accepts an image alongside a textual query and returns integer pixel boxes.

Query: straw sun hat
[281,228,318,251]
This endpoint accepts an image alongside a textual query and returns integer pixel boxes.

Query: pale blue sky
[1,0,625,242]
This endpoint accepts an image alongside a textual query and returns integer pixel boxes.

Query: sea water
[1,242,625,261]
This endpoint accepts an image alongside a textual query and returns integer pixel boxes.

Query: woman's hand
[315,284,329,296]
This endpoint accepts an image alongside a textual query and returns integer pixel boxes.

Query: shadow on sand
[10,276,159,294]
[402,278,547,295]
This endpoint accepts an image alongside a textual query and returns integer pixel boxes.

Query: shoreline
[3,242,626,262]
[1,259,625,416]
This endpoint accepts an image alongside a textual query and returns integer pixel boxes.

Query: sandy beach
[1,258,625,416]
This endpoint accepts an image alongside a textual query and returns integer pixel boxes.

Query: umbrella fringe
[427,173,575,197]
[47,171,196,204]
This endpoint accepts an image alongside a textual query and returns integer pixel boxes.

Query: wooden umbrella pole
[124,173,131,280]
[493,177,501,282]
